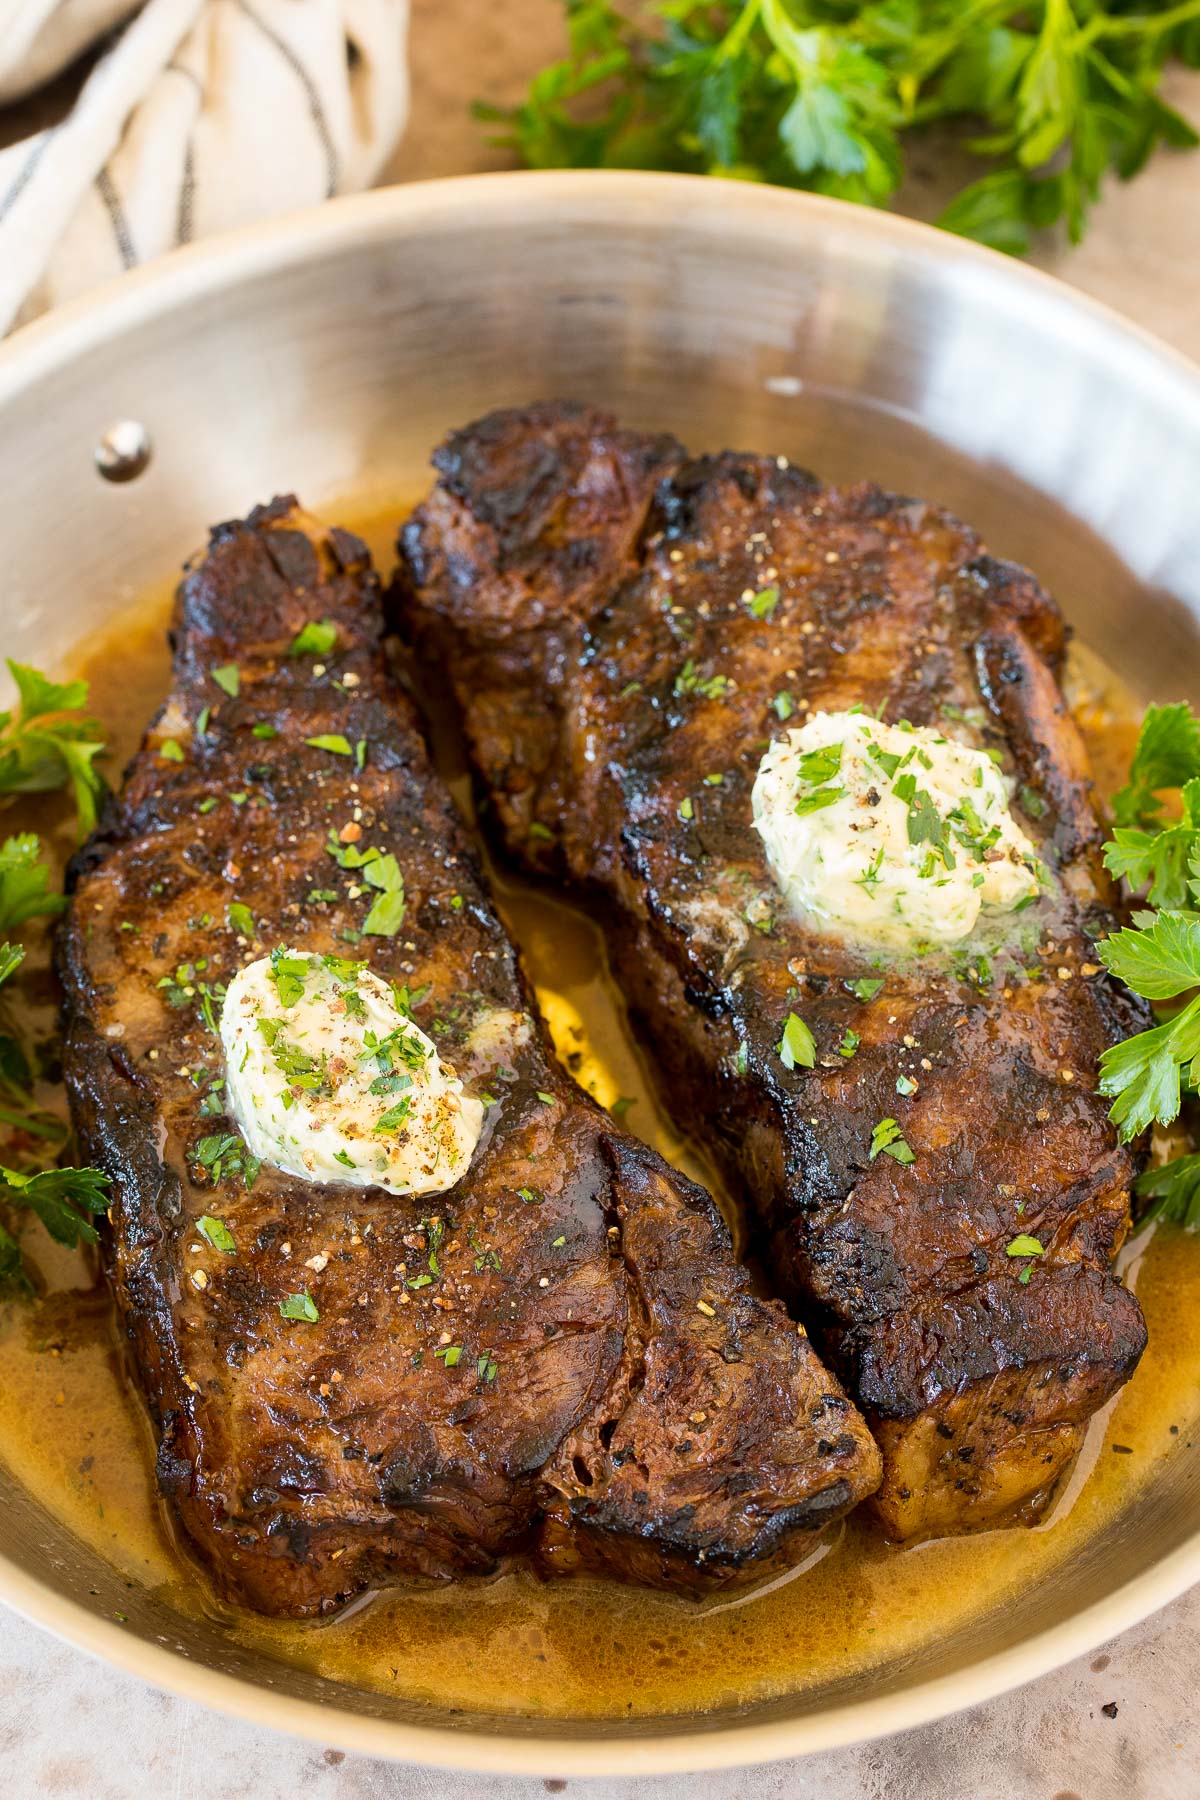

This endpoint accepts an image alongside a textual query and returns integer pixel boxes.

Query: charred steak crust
[394,401,1149,1541]
[57,497,880,1615]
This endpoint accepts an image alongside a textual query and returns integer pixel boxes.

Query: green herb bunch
[1097,702,1200,1230]
[481,1,1200,253]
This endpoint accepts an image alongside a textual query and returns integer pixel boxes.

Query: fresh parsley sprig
[0,662,107,834]
[1097,699,1200,1228]
[481,2,1200,254]
[0,833,68,933]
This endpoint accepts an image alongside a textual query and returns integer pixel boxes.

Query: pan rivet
[94,419,152,483]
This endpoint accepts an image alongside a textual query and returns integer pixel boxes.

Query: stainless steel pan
[0,172,1196,1775]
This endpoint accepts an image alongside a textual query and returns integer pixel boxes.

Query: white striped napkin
[0,0,410,336]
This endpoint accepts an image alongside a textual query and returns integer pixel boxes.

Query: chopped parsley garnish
[192,1132,260,1188]
[227,901,255,938]
[290,619,338,658]
[280,1290,319,1323]
[423,1216,445,1277]
[197,1215,236,1254]
[838,1028,860,1059]
[434,1344,462,1367]
[159,738,184,763]
[895,1073,917,1096]
[333,1149,356,1169]
[529,821,556,843]
[269,948,309,1008]
[211,664,240,699]
[678,796,695,822]
[868,1118,915,1165]
[772,691,795,722]
[477,1354,498,1382]
[325,835,406,936]
[362,852,406,937]
[252,722,278,740]
[777,1011,815,1071]
[536,1091,556,1106]
[792,740,844,817]
[796,742,843,786]
[746,584,779,621]
[794,785,844,817]
[1006,1231,1043,1280]
[391,982,431,1020]
[306,733,353,756]
[674,659,732,701]
[844,976,884,1002]
[905,786,954,867]
[375,1097,414,1135]
[260,1018,333,1098]
[855,845,885,893]
[867,742,903,780]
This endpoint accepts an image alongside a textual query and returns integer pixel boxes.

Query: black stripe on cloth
[166,64,202,245]
[233,0,339,199]
[177,143,196,246]
[95,167,137,269]
[0,127,58,227]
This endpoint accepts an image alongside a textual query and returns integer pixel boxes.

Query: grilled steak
[57,497,880,1615]
[395,401,1149,1540]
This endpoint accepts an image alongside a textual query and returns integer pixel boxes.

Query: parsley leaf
[1111,702,1200,828]
[777,1011,815,1071]
[1134,1154,1200,1232]
[479,2,1200,254]
[869,1117,915,1165]
[197,1215,237,1255]
[290,619,338,658]
[0,661,107,833]
[0,834,66,932]
[362,852,406,936]
[280,1290,319,1323]
[0,1163,110,1248]
[1097,911,1200,1001]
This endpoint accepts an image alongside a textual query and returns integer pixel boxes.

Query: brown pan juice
[0,503,1196,1720]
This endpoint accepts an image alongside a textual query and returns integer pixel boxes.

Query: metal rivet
[94,419,152,483]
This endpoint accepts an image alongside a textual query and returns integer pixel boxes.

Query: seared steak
[395,402,1149,1540]
[57,497,880,1615]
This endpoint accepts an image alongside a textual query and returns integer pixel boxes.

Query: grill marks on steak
[395,401,1149,1540]
[57,498,880,1615]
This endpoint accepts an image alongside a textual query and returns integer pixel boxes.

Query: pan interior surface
[0,173,1197,1773]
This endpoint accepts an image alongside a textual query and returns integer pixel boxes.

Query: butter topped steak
[57,498,880,1615]
[395,402,1149,1540]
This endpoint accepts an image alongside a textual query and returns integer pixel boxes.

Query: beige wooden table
[2,4,1199,1795]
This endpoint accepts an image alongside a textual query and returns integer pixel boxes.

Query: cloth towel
[0,0,410,336]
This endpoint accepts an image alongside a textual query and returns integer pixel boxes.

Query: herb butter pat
[220,950,483,1195]
[752,710,1040,947]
